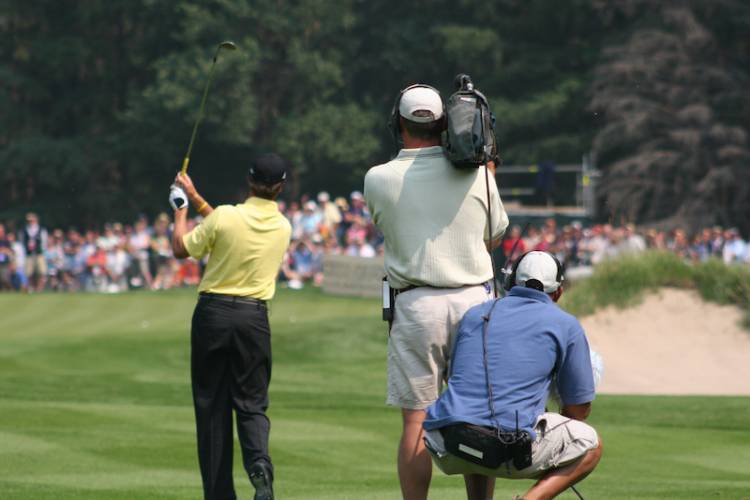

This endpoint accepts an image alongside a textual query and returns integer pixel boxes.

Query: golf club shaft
[181,48,222,175]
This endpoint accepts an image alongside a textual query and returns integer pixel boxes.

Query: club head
[218,41,237,51]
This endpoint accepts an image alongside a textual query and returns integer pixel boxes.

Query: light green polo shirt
[364,146,509,289]
[182,197,291,300]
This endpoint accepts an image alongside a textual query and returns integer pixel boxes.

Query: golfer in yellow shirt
[171,154,292,500]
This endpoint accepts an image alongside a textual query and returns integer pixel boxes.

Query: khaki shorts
[425,412,599,479]
[25,255,47,278]
[387,284,492,410]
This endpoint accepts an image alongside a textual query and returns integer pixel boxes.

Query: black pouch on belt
[441,423,532,470]
[382,277,393,322]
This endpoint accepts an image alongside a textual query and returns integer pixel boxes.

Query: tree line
[2,0,749,233]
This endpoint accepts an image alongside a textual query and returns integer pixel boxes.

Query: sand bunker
[580,288,750,395]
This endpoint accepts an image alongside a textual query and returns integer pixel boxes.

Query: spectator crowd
[500,220,750,270]
[1,192,749,293]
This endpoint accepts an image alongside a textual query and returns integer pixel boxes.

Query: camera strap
[500,221,531,290]
[484,165,499,299]
[481,299,501,429]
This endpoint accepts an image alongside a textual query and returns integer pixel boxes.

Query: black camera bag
[442,74,498,169]
[441,423,532,470]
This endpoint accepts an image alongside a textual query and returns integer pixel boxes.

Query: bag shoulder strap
[484,165,498,299]
[481,299,501,430]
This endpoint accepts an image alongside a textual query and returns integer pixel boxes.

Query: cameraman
[364,84,508,500]
[424,251,603,500]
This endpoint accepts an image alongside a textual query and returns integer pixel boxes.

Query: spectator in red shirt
[502,225,526,264]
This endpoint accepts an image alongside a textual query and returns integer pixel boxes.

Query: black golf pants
[191,295,273,500]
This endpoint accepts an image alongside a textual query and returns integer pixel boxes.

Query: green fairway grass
[1,289,749,499]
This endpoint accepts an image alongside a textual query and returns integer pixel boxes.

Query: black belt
[393,284,421,296]
[394,281,489,296]
[199,292,267,307]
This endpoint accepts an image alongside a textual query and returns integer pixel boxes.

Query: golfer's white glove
[169,184,188,211]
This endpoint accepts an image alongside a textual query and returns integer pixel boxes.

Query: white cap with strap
[515,251,563,293]
[399,86,443,123]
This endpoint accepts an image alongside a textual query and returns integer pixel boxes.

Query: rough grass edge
[560,251,750,329]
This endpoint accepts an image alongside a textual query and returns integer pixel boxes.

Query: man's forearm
[172,209,189,259]
[189,191,213,217]
[562,403,592,421]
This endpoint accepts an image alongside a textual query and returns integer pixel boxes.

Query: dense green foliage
[590,1,750,231]
[2,1,749,230]
[1,289,749,498]
[561,251,750,327]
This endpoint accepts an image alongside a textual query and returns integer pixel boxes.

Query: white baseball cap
[399,86,443,123]
[515,251,563,293]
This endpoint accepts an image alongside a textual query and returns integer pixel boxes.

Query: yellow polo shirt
[182,197,291,300]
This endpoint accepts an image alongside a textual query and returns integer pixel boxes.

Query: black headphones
[504,251,564,292]
[387,83,445,150]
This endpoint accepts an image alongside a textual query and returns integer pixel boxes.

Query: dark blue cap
[248,153,288,185]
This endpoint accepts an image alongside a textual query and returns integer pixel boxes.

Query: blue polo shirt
[424,287,595,439]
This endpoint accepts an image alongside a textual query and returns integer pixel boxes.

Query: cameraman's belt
[395,281,489,296]
[199,292,266,308]
[393,284,421,296]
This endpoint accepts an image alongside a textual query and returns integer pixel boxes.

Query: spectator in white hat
[317,191,342,240]
[364,83,508,500]
[339,190,370,247]
[21,212,49,292]
[300,200,322,238]
[722,228,747,265]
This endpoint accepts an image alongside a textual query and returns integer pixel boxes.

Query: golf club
[180,41,238,175]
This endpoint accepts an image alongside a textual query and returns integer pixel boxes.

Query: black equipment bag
[441,423,532,470]
[442,74,498,169]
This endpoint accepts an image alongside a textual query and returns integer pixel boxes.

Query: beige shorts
[25,255,47,278]
[387,284,492,410]
[425,412,599,479]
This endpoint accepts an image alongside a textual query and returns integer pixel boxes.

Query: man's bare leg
[398,409,431,500]
[523,440,603,500]
[465,474,495,500]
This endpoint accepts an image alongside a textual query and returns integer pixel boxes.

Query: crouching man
[423,251,602,500]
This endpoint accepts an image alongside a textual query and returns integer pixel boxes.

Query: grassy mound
[561,251,750,328]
